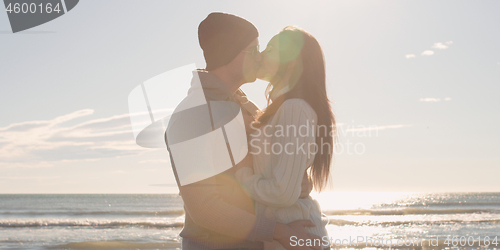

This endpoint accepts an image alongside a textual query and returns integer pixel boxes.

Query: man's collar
[191,70,260,117]
[193,69,235,101]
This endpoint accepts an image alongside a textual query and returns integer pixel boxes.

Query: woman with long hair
[235,26,336,250]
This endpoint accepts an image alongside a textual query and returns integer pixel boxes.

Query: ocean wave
[3,216,500,229]
[2,208,495,217]
[408,202,500,206]
[0,210,185,216]
[328,218,500,226]
[0,219,184,229]
[323,208,500,215]
[323,239,496,249]
[47,240,181,249]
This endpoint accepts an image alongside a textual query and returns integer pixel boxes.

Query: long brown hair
[254,26,336,192]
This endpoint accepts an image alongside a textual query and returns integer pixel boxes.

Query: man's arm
[178,175,275,242]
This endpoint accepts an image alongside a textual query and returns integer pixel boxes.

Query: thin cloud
[0,109,94,133]
[432,42,449,50]
[421,50,435,56]
[74,113,133,131]
[406,41,452,58]
[345,124,412,133]
[139,159,170,164]
[420,98,441,102]
[111,170,128,175]
[0,161,54,169]
[419,97,452,102]
[0,176,60,180]
[149,183,178,187]
[0,109,149,167]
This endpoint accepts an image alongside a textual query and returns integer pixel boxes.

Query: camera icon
[128,64,248,186]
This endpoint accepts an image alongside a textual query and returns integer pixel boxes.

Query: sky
[0,0,499,193]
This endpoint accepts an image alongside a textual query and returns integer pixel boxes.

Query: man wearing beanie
[166,13,320,250]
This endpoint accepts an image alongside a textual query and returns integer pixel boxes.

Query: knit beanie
[198,12,259,70]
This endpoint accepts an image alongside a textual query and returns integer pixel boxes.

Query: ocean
[0,192,499,249]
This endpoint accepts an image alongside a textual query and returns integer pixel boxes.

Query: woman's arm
[236,99,317,207]
[299,170,313,198]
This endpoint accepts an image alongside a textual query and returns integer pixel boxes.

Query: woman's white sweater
[236,98,329,250]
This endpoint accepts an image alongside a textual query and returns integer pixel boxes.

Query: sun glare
[311,191,416,211]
